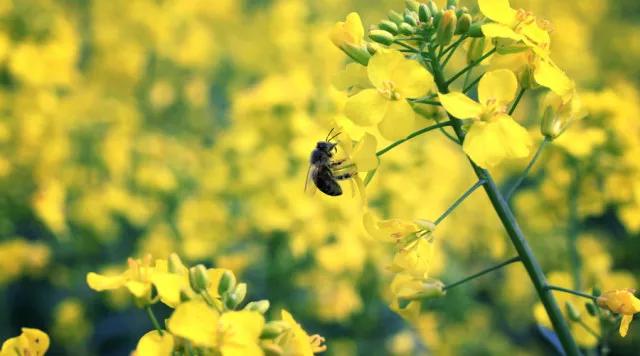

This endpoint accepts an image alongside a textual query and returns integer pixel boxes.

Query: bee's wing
[304,164,317,196]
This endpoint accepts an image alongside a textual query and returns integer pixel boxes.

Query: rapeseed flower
[597,289,640,337]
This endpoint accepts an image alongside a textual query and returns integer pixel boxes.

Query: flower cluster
[87,254,326,356]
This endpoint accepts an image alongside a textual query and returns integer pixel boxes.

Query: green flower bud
[405,0,420,12]
[468,21,484,37]
[388,10,404,25]
[456,6,469,18]
[540,91,586,140]
[427,0,439,15]
[418,4,432,23]
[244,300,270,314]
[379,20,399,35]
[592,286,601,297]
[218,269,237,296]
[367,42,380,55]
[225,283,247,309]
[585,302,598,317]
[399,22,415,35]
[188,264,209,294]
[369,29,395,46]
[404,10,417,26]
[565,301,581,321]
[168,253,186,273]
[260,321,290,339]
[436,10,457,46]
[467,37,486,64]
[455,13,472,34]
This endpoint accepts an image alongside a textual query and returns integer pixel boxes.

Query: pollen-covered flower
[329,12,371,65]
[597,289,640,337]
[0,328,49,356]
[344,50,435,140]
[438,69,532,168]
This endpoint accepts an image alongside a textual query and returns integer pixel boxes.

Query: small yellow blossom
[1,328,49,356]
[540,90,587,139]
[329,12,370,65]
[275,310,327,355]
[133,331,174,356]
[438,69,531,168]
[597,289,640,337]
[344,50,435,140]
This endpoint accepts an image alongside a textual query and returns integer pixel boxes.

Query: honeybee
[305,129,355,196]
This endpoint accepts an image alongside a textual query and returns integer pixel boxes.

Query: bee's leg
[330,159,346,167]
[333,172,355,181]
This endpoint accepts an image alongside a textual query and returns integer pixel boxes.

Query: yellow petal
[438,92,483,119]
[391,57,434,98]
[463,115,531,168]
[86,272,127,291]
[20,328,49,355]
[377,100,415,141]
[206,268,227,298]
[478,0,517,25]
[620,315,633,337]
[481,23,522,41]
[332,63,371,92]
[219,311,265,350]
[351,133,378,171]
[151,272,186,308]
[344,89,387,126]
[125,280,152,299]
[329,12,364,49]
[363,211,388,242]
[534,59,574,98]
[367,50,404,90]
[167,300,219,347]
[520,22,550,49]
[134,331,174,356]
[478,69,518,106]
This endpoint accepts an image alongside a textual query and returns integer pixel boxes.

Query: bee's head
[316,141,336,152]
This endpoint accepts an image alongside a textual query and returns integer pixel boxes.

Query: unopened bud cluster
[368,0,481,48]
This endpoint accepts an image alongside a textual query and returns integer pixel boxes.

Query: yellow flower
[363,211,434,244]
[438,69,532,168]
[87,255,166,305]
[540,90,587,139]
[1,328,49,356]
[167,300,219,347]
[275,310,326,355]
[390,273,445,305]
[344,50,435,140]
[133,331,174,356]
[597,289,640,337]
[390,238,436,279]
[479,0,549,53]
[329,12,370,65]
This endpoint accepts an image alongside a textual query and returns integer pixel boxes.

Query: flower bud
[565,301,581,321]
[399,23,415,35]
[218,269,236,296]
[260,321,290,339]
[369,30,395,46]
[467,37,486,64]
[405,0,420,12]
[367,42,380,55]
[592,286,601,297]
[418,4,432,22]
[436,10,457,46]
[244,300,270,314]
[455,13,472,34]
[403,10,417,26]
[330,13,371,65]
[168,253,186,273]
[540,91,585,140]
[225,283,247,309]
[427,0,439,16]
[456,6,469,18]
[388,10,404,25]
[379,20,398,35]
[468,21,484,37]
[188,264,210,293]
[585,302,597,317]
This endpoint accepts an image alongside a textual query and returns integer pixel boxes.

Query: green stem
[446,48,496,86]
[504,138,549,200]
[434,179,485,225]
[547,285,597,301]
[444,256,521,291]
[429,48,582,356]
[410,99,441,106]
[145,305,164,336]
[508,88,527,115]
[394,40,420,53]
[376,122,452,157]
[576,319,601,339]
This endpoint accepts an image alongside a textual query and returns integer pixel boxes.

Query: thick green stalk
[430,53,581,355]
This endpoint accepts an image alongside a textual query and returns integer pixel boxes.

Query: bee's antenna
[325,128,335,142]
[328,131,341,142]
